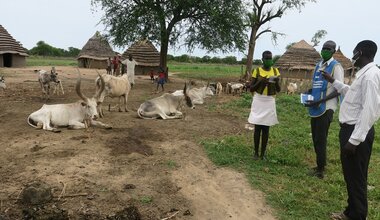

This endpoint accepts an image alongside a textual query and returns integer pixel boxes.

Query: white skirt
[247,93,279,126]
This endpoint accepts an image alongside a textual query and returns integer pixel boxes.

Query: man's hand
[343,142,357,155]
[321,70,335,83]
[304,100,319,107]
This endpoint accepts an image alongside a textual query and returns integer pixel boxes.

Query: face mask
[263,59,274,68]
[351,51,361,66]
[320,50,333,61]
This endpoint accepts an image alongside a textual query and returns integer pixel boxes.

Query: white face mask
[351,51,361,66]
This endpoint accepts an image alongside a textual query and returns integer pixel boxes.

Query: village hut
[0,25,28,67]
[121,40,160,75]
[77,32,115,69]
[275,40,321,79]
[333,47,353,77]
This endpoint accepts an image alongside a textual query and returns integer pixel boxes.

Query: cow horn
[75,68,88,101]
[94,72,105,99]
[183,82,187,95]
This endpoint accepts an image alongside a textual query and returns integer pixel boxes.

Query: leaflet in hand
[300,93,314,104]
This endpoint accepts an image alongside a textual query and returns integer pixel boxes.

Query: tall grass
[203,94,380,219]
[168,62,246,80]
[26,56,77,66]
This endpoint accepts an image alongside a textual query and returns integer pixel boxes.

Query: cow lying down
[27,74,112,132]
[137,84,194,119]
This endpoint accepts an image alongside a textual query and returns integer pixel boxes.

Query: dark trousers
[254,125,270,157]
[340,124,374,220]
[311,109,334,171]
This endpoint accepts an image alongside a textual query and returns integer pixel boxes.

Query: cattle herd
[0,67,300,132]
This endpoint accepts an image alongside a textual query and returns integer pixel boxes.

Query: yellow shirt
[251,67,280,95]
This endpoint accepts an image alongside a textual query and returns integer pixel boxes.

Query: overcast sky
[1,0,379,64]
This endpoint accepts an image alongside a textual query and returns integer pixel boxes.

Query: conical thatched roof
[78,32,115,60]
[275,40,320,70]
[333,47,352,70]
[0,25,28,56]
[122,40,160,66]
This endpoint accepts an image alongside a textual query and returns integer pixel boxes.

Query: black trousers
[340,123,374,220]
[310,109,334,170]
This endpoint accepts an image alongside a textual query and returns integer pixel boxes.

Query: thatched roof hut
[77,32,115,69]
[0,24,28,67]
[333,47,352,71]
[121,40,160,75]
[275,40,321,79]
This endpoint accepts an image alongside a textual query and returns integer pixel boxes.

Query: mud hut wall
[78,58,107,69]
[0,55,3,67]
[279,68,313,80]
[12,54,26,67]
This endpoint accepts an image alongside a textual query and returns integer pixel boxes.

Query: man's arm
[322,71,350,95]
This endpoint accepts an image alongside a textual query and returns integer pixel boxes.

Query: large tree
[91,0,247,77]
[244,0,316,79]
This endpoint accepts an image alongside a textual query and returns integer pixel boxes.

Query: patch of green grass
[27,56,77,66]
[139,195,153,204]
[168,62,246,80]
[165,160,178,169]
[203,94,380,219]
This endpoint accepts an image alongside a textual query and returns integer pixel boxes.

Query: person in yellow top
[248,50,281,160]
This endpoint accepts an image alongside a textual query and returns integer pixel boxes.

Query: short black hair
[356,40,377,60]
[262,50,272,58]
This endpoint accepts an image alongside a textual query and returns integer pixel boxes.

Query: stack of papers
[300,93,314,104]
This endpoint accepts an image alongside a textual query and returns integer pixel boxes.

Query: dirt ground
[0,66,275,220]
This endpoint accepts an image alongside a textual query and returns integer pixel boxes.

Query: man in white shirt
[323,40,380,220]
[305,40,344,179]
[122,54,137,87]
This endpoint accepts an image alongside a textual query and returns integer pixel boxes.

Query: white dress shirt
[122,59,137,85]
[332,62,380,145]
[316,57,345,111]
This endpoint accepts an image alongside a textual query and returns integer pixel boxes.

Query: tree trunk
[245,26,258,80]
[160,27,170,80]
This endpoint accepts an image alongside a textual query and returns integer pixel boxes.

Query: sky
[1,0,379,64]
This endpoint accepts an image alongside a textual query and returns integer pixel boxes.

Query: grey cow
[35,69,60,100]
[0,76,5,89]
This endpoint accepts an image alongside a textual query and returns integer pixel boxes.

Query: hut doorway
[3,53,12,67]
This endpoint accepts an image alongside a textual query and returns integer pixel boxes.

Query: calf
[35,69,61,100]
[215,82,223,95]
[27,73,111,132]
[0,76,6,89]
[231,83,244,96]
[287,82,298,95]
[138,84,194,119]
[95,72,132,118]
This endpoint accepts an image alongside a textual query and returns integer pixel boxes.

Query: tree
[311,29,327,47]
[244,0,316,79]
[91,0,246,79]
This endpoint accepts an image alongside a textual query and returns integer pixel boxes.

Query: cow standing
[27,73,111,132]
[36,69,61,100]
[95,72,132,118]
[138,84,194,119]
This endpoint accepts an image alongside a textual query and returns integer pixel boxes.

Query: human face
[321,48,334,61]
[351,48,362,67]
[262,53,273,68]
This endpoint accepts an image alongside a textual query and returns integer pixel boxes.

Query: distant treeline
[27,41,280,65]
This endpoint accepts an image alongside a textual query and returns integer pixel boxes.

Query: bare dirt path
[0,66,275,219]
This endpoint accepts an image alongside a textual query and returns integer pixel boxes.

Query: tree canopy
[28,41,80,57]
[91,0,247,75]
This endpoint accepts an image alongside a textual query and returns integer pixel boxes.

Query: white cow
[0,76,6,89]
[138,84,194,119]
[27,74,111,132]
[35,69,61,100]
[287,82,298,95]
[95,72,132,118]
[172,84,214,105]
[230,83,244,96]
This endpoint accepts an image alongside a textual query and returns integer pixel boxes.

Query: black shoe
[309,167,324,179]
